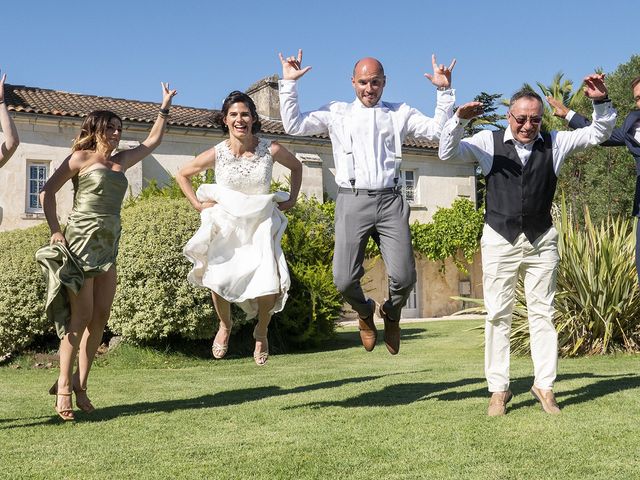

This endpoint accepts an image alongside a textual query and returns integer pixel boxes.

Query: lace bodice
[214,138,273,194]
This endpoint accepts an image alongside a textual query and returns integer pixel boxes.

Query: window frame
[25,161,50,214]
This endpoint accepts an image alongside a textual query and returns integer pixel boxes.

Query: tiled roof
[5,84,215,128]
[4,84,437,150]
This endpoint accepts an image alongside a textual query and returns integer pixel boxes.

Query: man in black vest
[439,74,616,416]
[547,76,640,283]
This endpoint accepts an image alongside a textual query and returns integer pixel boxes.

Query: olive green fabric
[36,169,128,338]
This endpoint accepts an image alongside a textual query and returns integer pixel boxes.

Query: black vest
[485,130,556,244]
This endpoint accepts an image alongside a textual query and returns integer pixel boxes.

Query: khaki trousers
[481,224,559,392]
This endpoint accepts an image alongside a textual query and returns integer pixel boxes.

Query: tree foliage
[556,55,640,225]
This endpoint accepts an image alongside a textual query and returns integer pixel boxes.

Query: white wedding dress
[183,138,290,318]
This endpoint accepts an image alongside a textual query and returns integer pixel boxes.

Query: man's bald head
[352,57,386,108]
[353,57,385,76]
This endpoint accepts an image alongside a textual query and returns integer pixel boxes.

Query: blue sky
[2,0,637,115]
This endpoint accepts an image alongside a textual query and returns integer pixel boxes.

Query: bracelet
[593,97,610,105]
[159,107,170,117]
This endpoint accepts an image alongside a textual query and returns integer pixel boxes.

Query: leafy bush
[0,180,481,355]
[114,181,341,349]
[0,223,52,355]
[275,197,341,348]
[108,198,218,342]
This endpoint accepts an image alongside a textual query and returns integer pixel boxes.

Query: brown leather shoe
[358,308,377,352]
[487,390,513,417]
[530,386,561,415]
[378,303,400,355]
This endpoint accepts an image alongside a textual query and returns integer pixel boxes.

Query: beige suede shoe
[487,390,513,417]
[530,386,561,415]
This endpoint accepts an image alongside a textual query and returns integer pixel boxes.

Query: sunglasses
[509,112,542,125]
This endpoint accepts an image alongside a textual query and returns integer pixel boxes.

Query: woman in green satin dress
[37,82,177,421]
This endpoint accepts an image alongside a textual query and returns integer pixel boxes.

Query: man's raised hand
[583,73,608,100]
[279,49,312,81]
[456,101,484,120]
[424,54,456,89]
[546,96,569,119]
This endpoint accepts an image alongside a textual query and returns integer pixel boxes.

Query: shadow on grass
[286,371,640,410]
[0,370,428,429]
[5,371,636,429]
[286,377,487,409]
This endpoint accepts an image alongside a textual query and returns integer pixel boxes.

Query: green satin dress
[36,169,128,338]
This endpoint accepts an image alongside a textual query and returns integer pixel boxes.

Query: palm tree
[536,72,585,130]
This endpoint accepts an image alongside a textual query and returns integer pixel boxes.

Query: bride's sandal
[253,326,269,366]
[212,323,232,359]
[54,391,75,421]
[74,387,95,413]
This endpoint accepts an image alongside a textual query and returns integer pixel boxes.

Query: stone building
[0,77,482,318]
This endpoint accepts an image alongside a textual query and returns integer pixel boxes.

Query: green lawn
[1,320,638,479]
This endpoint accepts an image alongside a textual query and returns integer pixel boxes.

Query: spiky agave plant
[511,198,640,356]
[464,198,640,356]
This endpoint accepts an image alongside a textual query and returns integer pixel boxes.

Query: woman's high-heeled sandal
[212,323,232,359]
[74,387,95,413]
[253,326,269,366]
[51,380,95,413]
[54,392,75,421]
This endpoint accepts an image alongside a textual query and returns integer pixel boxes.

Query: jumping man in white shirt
[278,49,456,354]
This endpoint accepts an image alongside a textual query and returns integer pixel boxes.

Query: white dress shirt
[279,79,455,189]
[438,102,616,176]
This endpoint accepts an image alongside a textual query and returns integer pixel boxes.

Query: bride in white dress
[176,91,302,365]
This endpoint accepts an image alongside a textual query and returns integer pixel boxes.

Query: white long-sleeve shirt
[279,79,455,189]
[438,101,616,176]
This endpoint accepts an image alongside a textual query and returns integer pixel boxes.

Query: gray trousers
[333,189,416,321]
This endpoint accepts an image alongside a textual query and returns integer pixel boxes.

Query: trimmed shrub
[111,192,341,349]
[109,198,217,341]
[275,197,341,348]
[0,223,52,355]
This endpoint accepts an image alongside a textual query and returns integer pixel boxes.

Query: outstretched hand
[424,54,456,89]
[583,73,608,100]
[456,101,484,120]
[161,82,178,109]
[279,49,312,81]
[546,96,569,119]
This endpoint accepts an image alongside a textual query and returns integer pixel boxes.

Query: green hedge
[0,223,52,355]
[109,198,216,341]
[275,197,341,349]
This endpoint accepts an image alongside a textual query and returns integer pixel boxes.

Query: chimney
[246,74,281,120]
